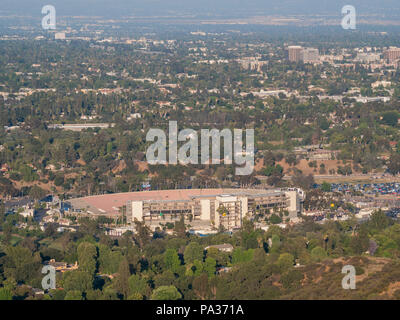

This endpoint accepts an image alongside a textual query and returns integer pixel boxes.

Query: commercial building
[355,52,381,63]
[288,46,320,63]
[54,32,66,40]
[371,80,391,89]
[288,46,303,62]
[237,57,268,72]
[301,48,320,63]
[384,47,400,62]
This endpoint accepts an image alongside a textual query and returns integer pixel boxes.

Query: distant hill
[217,256,400,300]
[280,256,400,300]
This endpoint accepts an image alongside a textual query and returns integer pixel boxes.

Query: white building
[55,32,66,40]
[301,48,320,63]
[19,208,34,218]
[371,81,392,89]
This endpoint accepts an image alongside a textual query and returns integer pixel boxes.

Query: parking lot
[314,182,400,196]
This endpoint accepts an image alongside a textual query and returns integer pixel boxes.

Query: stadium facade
[68,188,305,231]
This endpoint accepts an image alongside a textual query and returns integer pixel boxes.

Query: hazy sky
[1,0,399,17]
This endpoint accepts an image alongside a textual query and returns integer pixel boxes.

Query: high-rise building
[384,47,400,62]
[288,46,303,62]
[301,48,320,63]
[237,58,267,72]
[288,46,319,63]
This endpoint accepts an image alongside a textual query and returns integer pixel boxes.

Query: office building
[384,47,400,62]
[288,46,303,62]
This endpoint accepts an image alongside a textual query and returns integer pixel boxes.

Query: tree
[204,257,216,277]
[232,248,254,264]
[98,244,123,274]
[62,271,93,292]
[28,185,47,201]
[127,292,143,300]
[192,273,210,300]
[269,234,281,254]
[54,176,64,187]
[267,171,284,186]
[318,117,330,130]
[77,242,97,275]
[174,215,186,238]
[292,172,315,190]
[133,219,152,248]
[49,289,66,300]
[369,210,390,231]
[128,274,149,298]
[206,247,228,266]
[285,153,298,166]
[321,182,331,192]
[154,270,175,288]
[3,246,42,283]
[310,246,327,262]
[350,227,370,255]
[78,218,99,237]
[269,214,282,225]
[0,202,5,223]
[85,290,102,300]
[1,223,12,245]
[101,287,119,300]
[151,285,182,300]
[64,290,83,300]
[280,270,304,290]
[184,242,204,264]
[240,218,259,249]
[382,111,399,127]
[0,288,12,300]
[44,223,57,239]
[388,154,400,176]
[164,248,181,274]
[114,258,131,299]
[277,253,294,271]
[193,259,204,276]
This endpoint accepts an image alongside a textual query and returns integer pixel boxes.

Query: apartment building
[288,46,303,62]
[384,47,400,62]
[288,46,320,63]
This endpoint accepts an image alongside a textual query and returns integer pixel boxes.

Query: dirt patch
[136,161,149,172]
[112,160,127,174]
[255,157,355,176]
[277,159,352,176]
[383,281,400,297]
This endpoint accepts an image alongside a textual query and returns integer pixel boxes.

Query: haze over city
[1,0,400,18]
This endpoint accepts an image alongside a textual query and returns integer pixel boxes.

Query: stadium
[67,188,305,231]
